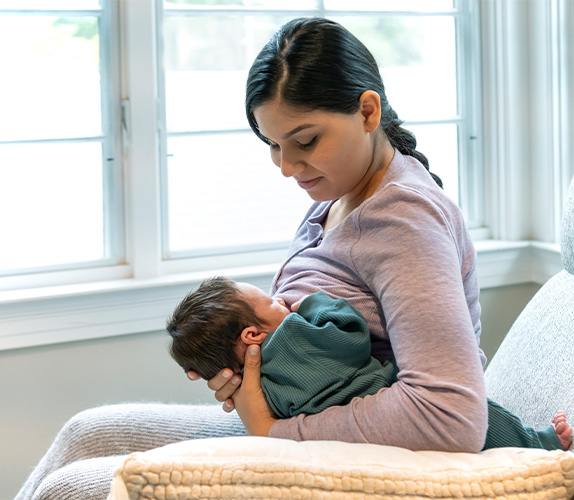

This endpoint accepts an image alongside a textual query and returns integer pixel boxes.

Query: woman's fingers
[222,398,235,413]
[206,368,233,391]
[209,370,242,402]
[188,368,242,405]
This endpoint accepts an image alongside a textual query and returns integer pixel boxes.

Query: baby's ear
[240,327,268,345]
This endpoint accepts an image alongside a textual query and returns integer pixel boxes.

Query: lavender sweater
[269,150,488,452]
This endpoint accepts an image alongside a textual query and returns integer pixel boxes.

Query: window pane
[325,0,453,11]
[0,0,99,9]
[164,14,290,132]
[408,123,459,204]
[165,0,315,8]
[0,142,105,272]
[166,133,310,254]
[335,16,457,122]
[0,15,102,141]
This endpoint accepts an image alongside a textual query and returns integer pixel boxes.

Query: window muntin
[325,0,454,11]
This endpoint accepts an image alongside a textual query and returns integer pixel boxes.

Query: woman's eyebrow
[282,124,315,140]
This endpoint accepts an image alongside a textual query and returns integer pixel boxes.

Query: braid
[383,109,443,189]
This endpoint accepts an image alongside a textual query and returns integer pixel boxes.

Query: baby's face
[236,282,291,332]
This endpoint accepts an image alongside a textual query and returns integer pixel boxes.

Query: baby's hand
[290,295,309,312]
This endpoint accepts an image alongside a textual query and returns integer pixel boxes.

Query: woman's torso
[272,149,485,367]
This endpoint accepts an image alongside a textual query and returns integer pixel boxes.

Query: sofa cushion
[108,436,574,500]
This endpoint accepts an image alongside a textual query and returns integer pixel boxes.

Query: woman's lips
[297,177,321,190]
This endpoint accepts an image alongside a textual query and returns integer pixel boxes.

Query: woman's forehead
[254,100,343,139]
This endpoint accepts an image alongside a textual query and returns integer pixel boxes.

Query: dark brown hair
[245,17,442,188]
[166,277,263,379]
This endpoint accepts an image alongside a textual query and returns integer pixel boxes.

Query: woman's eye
[298,137,317,150]
[269,142,280,151]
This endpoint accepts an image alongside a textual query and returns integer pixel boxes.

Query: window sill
[0,240,562,352]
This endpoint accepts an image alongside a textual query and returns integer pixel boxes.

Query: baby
[166,276,572,451]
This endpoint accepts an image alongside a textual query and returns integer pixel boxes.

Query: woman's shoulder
[350,151,475,264]
[360,152,464,228]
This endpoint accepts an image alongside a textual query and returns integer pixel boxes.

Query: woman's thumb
[243,345,261,382]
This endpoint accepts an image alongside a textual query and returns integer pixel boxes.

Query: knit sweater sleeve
[268,183,488,452]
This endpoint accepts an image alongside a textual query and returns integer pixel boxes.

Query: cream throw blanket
[108,436,574,500]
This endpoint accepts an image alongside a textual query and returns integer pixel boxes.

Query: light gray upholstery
[562,177,574,273]
[485,176,574,429]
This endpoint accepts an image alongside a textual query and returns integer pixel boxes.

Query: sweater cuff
[268,416,302,441]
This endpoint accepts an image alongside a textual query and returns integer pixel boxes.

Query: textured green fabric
[483,399,561,451]
[260,292,397,418]
[260,293,563,451]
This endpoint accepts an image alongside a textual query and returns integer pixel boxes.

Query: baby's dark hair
[166,277,263,380]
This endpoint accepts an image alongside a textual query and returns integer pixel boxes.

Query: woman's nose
[279,155,303,178]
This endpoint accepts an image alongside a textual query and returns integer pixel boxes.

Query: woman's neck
[323,135,394,232]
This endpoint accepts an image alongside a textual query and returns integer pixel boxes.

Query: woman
[16,17,488,500]
[210,16,487,450]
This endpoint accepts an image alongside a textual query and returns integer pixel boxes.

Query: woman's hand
[233,345,278,436]
[187,369,242,412]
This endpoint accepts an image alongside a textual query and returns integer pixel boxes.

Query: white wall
[1,282,539,499]
[1,330,214,499]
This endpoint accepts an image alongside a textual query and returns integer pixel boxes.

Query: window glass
[164,0,315,8]
[0,15,101,141]
[164,14,291,132]
[408,123,459,203]
[166,133,309,255]
[0,142,104,272]
[0,1,99,9]
[335,16,457,122]
[325,0,453,11]
[0,3,115,276]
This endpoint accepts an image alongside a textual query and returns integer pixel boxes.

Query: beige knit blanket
[108,436,574,500]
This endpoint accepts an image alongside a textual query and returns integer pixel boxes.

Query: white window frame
[0,1,127,286]
[156,0,488,265]
[1,0,572,351]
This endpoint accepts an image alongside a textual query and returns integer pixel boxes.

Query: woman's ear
[240,327,268,345]
[359,90,382,133]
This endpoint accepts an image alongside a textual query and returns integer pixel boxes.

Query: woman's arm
[268,184,488,452]
[187,347,278,435]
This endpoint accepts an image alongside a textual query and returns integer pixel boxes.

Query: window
[2,0,573,352]
[0,0,122,279]
[0,0,482,289]
[159,0,484,264]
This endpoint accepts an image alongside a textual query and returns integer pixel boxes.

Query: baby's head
[166,277,290,379]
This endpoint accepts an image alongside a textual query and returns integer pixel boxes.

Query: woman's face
[253,98,379,202]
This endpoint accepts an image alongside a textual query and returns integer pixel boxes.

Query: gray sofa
[485,175,574,430]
